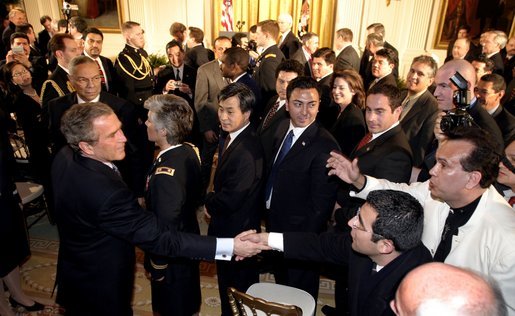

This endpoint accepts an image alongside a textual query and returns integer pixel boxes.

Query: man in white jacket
[326,127,515,315]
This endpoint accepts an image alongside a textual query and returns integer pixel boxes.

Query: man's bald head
[391,262,506,316]
[434,59,477,110]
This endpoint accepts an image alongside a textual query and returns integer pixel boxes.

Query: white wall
[26,0,447,73]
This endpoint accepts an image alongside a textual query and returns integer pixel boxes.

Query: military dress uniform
[115,44,155,195]
[144,143,202,316]
[253,45,285,110]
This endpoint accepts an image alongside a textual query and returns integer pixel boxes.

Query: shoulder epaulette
[155,166,175,176]
[41,79,65,98]
[264,53,277,59]
[183,142,201,163]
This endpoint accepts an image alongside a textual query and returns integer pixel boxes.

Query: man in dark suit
[205,83,264,316]
[184,26,210,71]
[291,32,319,77]
[154,40,200,146]
[400,55,439,168]
[312,47,337,129]
[368,48,397,93]
[503,36,515,84]
[143,95,203,316]
[277,13,301,59]
[253,20,285,103]
[47,56,141,194]
[444,38,476,63]
[41,33,81,108]
[257,59,304,164]
[366,23,399,78]
[243,190,432,316]
[53,102,267,315]
[220,47,262,122]
[36,15,52,57]
[476,73,515,145]
[1,8,26,50]
[481,30,506,76]
[265,77,339,301]
[83,27,118,95]
[334,28,360,72]
[360,33,384,90]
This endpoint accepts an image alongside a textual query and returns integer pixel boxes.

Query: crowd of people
[1,6,514,316]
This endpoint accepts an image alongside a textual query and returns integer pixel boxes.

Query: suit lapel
[352,125,400,158]
[281,123,318,163]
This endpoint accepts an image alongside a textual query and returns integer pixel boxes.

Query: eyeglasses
[73,76,102,85]
[12,69,29,77]
[351,208,385,240]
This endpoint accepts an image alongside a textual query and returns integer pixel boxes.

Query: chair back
[247,283,316,316]
[227,287,302,316]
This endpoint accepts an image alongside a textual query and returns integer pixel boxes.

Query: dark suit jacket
[369,73,397,92]
[279,31,301,59]
[236,73,263,121]
[283,232,432,316]
[335,45,360,72]
[399,90,439,167]
[144,144,201,307]
[185,44,210,71]
[41,65,74,109]
[37,29,51,56]
[52,146,216,315]
[206,125,264,237]
[489,52,505,76]
[492,105,515,145]
[351,124,412,183]
[291,47,312,77]
[154,63,197,104]
[253,45,285,102]
[317,75,339,129]
[468,100,504,153]
[330,102,366,157]
[98,55,118,95]
[267,121,340,233]
[257,96,290,165]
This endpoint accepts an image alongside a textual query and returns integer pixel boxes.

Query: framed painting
[58,0,123,33]
[434,0,514,49]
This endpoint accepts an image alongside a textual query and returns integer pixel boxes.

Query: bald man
[391,262,507,316]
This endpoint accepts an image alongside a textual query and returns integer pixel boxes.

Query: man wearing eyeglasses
[242,189,431,316]
[326,127,515,315]
[47,56,141,192]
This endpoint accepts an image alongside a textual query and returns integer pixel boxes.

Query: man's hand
[178,83,192,95]
[204,130,219,143]
[326,151,365,189]
[240,232,269,245]
[434,111,448,143]
[233,230,271,261]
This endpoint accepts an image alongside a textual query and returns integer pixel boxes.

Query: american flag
[221,0,234,31]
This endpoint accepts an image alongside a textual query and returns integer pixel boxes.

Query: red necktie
[356,133,372,151]
[509,196,515,207]
[95,59,106,85]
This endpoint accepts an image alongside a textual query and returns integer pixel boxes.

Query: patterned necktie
[356,133,372,151]
[265,130,294,201]
[95,59,106,87]
[262,100,280,129]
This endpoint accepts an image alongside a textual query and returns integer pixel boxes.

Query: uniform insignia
[155,167,175,176]
[184,142,201,163]
[264,53,276,59]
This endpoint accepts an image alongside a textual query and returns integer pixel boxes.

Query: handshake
[233,231,271,261]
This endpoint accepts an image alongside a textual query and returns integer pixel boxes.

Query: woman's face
[332,77,355,107]
[11,64,32,87]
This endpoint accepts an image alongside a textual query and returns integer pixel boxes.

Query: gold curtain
[212,0,336,48]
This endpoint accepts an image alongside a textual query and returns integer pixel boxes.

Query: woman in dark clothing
[0,107,44,314]
[329,69,367,157]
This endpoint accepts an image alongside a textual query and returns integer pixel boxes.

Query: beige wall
[26,0,447,78]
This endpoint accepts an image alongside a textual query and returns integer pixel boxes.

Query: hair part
[218,82,256,114]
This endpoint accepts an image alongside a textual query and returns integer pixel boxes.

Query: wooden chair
[227,287,302,316]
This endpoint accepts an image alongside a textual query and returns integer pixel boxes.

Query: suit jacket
[467,100,504,153]
[369,73,397,92]
[98,55,118,95]
[185,44,210,71]
[384,41,399,79]
[257,96,290,165]
[399,90,439,167]
[267,121,340,233]
[195,59,227,132]
[253,45,285,102]
[37,29,51,56]
[283,232,432,316]
[489,51,505,76]
[329,102,366,157]
[504,56,515,84]
[354,178,515,314]
[236,73,263,121]
[291,47,312,77]
[41,65,74,109]
[154,63,197,104]
[52,146,216,315]
[492,105,515,145]
[144,144,201,290]
[279,31,301,59]
[317,74,339,129]
[335,45,360,72]
[206,125,264,237]
[351,124,412,183]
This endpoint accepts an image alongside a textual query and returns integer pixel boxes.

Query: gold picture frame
[58,0,124,33]
[434,0,515,50]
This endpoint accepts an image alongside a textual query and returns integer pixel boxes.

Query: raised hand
[326,151,365,189]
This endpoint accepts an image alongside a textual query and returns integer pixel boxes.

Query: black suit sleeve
[283,231,351,265]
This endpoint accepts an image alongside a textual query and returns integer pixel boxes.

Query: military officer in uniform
[115,21,155,198]
[143,94,202,316]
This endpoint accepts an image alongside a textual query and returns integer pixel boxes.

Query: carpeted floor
[15,215,335,315]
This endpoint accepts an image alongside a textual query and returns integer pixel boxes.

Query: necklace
[23,90,38,97]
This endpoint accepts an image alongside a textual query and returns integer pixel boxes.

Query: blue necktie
[265,130,294,202]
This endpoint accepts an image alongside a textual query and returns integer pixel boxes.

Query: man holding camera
[326,127,515,315]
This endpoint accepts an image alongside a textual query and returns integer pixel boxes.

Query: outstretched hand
[326,151,365,189]
[233,230,271,261]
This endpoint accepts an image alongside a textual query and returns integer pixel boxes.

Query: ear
[378,238,395,254]
[78,141,94,156]
[465,170,482,189]
[390,300,400,315]
[243,110,251,122]
[55,49,64,59]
